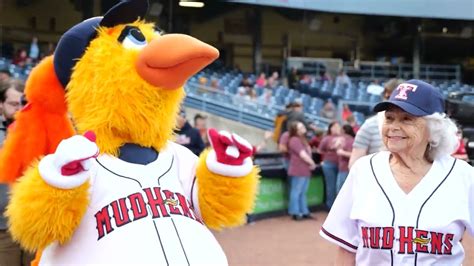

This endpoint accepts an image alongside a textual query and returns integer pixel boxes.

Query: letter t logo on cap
[394,83,418,100]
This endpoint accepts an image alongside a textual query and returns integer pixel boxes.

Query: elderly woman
[319,80,473,265]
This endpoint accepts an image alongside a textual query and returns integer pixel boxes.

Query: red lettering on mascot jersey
[360,226,454,256]
[95,187,202,240]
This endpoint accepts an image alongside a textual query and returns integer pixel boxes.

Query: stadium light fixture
[179,0,205,8]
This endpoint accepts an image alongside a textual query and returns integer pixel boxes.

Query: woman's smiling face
[382,106,430,156]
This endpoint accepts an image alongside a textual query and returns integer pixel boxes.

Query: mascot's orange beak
[136,34,219,90]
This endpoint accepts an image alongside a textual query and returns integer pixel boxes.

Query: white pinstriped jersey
[40,142,227,265]
[320,151,474,265]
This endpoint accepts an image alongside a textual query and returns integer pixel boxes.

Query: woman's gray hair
[424,113,459,161]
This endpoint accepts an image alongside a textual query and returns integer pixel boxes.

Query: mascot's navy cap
[54,0,149,88]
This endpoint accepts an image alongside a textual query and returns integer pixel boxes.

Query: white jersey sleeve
[451,158,474,237]
[468,165,474,236]
[319,156,367,253]
[168,142,202,219]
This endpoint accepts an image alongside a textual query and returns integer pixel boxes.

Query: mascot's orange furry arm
[0,57,74,184]
[4,0,259,264]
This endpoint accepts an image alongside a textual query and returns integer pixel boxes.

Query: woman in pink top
[255,73,267,88]
[318,121,341,210]
[287,122,317,221]
[335,124,355,193]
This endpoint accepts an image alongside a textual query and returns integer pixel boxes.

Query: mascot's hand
[206,128,254,177]
[38,131,99,189]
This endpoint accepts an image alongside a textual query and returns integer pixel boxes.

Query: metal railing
[343,61,461,81]
[184,82,330,130]
[286,57,461,83]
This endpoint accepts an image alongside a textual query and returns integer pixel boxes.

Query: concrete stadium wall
[184,107,278,153]
[189,6,366,72]
[0,0,100,50]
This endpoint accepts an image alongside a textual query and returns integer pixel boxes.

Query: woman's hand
[330,137,344,150]
[336,148,345,156]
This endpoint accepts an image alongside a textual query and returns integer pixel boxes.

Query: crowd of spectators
[273,99,358,216]
[4,36,55,70]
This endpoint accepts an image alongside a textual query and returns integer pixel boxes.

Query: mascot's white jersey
[40,142,227,265]
[320,151,474,266]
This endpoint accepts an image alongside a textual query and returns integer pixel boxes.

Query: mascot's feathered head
[57,0,219,155]
[0,0,218,182]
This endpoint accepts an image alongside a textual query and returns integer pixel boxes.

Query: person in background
[258,89,273,105]
[335,70,351,89]
[248,89,258,102]
[452,126,468,161]
[194,113,209,147]
[284,101,319,134]
[309,130,323,151]
[321,100,337,120]
[210,79,220,91]
[300,74,312,86]
[240,75,253,88]
[46,42,56,56]
[287,121,316,221]
[235,87,250,103]
[348,78,403,168]
[0,79,33,266]
[267,71,279,89]
[0,69,11,83]
[0,79,24,142]
[0,81,8,124]
[288,67,299,89]
[320,70,332,83]
[28,36,40,63]
[341,104,353,121]
[13,49,28,68]
[335,124,355,193]
[345,114,359,134]
[174,108,205,156]
[282,101,305,133]
[197,76,208,94]
[273,102,293,144]
[318,121,341,210]
[366,80,385,95]
[255,73,267,88]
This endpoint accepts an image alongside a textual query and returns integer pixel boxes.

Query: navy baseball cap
[373,79,444,116]
[54,0,149,88]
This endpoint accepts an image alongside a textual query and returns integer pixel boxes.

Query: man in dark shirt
[175,109,205,156]
[0,79,34,265]
[282,101,312,134]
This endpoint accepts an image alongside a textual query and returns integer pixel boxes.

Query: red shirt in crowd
[287,136,312,177]
[318,135,339,164]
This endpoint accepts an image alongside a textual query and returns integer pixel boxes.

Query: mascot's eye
[118,26,147,50]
